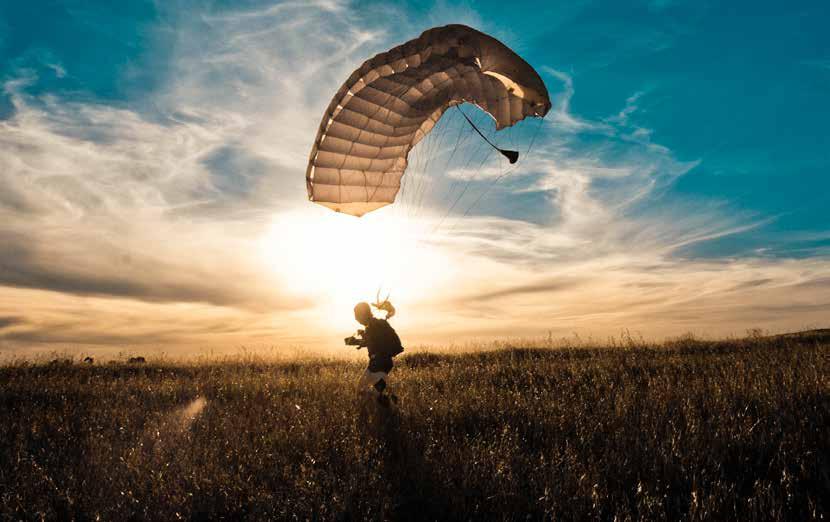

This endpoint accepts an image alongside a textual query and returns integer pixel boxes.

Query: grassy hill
[1,331,828,520]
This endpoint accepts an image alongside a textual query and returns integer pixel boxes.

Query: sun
[261,206,452,328]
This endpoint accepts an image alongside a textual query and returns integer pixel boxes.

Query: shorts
[368,355,394,374]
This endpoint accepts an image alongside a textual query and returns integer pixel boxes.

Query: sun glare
[262,206,452,329]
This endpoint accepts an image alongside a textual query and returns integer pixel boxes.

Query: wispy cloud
[418,61,830,341]
[0,1,404,277]
[541,67,610,133]
[0,0,392,351]
[0,316,25,329]
[0,0,828,355]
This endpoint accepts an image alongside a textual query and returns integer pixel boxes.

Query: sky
[1,0,829,358]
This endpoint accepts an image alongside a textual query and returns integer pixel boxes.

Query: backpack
[372,319,404,358]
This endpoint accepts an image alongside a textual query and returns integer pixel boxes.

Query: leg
[370,357,394,396]
[357,369,388,397]
[373,378,391,407]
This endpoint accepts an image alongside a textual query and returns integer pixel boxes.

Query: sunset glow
[261,207,455,332]
[0,0,828,358]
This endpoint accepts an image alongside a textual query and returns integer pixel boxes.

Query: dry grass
[1,331,828,520]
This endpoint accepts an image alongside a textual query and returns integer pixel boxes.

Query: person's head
[354,302,372,326]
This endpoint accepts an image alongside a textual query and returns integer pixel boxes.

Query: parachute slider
[455,105,519,164]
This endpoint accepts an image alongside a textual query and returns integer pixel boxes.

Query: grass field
[1,331,828,520]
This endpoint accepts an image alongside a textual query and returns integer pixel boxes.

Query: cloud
[0,286,291,352]
[0,316,25,329]
[0,228,300,310]
[466,277,586,302]
[45,63,66,79]
[0,1,399,314]
[413,61,830,341]
[540,67,611,134]
[605,90,648,131]
[0,0,828,355]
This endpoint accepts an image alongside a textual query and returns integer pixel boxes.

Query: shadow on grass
[339,399,445,521]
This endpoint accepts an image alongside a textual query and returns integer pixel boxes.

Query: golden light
[261,205,454,331]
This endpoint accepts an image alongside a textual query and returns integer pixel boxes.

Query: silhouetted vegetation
[1,331,827,520]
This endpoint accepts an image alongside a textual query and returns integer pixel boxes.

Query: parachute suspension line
[428,107,499,234]
[448,117,544,232]
[401,77,430,220]
[444,107,494,204]
[437,111,490,215]
[430,146,495,235]
[431,107,524,236]
[455,105,519,164]
[409,107,457,220]
[404,117,432,220]
[414,110,470,221]
[404,113,435,219]
[430,106,480,218]
[407,109,452,221]
[401,110,431,221]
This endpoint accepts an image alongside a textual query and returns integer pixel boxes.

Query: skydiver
[345,300,403,407]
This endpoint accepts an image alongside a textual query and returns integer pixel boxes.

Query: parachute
[305,24,551,218]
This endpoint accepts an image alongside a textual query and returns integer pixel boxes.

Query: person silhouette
[345,301,403,406]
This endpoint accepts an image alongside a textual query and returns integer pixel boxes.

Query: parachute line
[431,146,495,234]
[455,105,519,164]
[448,117,544,231]
[439,112,490,213]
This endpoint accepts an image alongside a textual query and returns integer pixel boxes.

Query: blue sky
[1,0,829,355]
[4,0,829,256]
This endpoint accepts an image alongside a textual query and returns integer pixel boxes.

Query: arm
[345,329,368,349]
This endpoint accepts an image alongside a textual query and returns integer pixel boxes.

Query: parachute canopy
[306,24,551,217]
